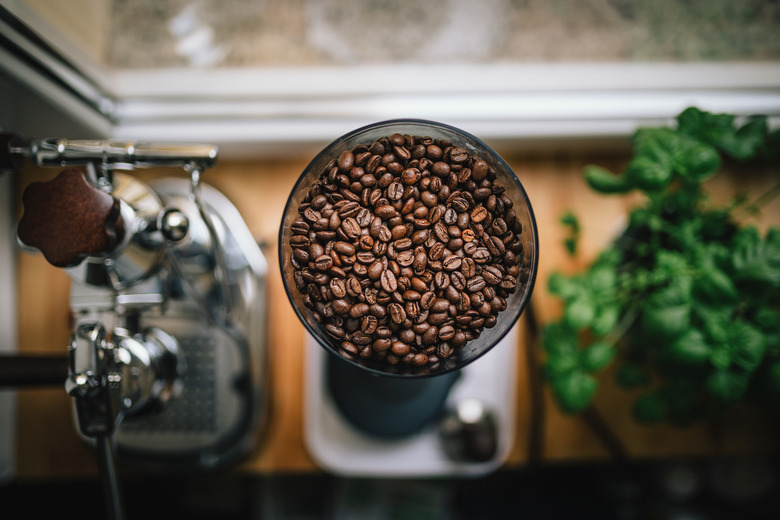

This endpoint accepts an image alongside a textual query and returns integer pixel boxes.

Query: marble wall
[107,0,780,69]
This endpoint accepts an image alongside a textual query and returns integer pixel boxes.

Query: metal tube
[17,138,218,170]
[96,434,125,520]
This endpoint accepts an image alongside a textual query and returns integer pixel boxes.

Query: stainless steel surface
[65,169,166,289]
[16,138,218,171]
[12,138,269,474]
[438,398,498,463]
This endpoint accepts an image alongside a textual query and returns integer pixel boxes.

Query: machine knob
[17,168,125,267]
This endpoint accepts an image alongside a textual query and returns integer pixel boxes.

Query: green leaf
[719,117,769,160]
[592,304,621,336]
[732,229,780,286]
[706,370,749,403]
[560,211,580,256]
[728,320,767,372]
[548,272,580,299]
[753,308,780,353]
[544,351,579,378]
[616,362,651,388]
[667,328,712,365]
[641,275,694,340]
[642,303,691,341]
[676,107,709,136]
[564,296,597,330]
[553,370,598,413]
[625,155,673,192]
[633,392,667,424]
[673,139,721,181]
[677,107,734,140]
[542,322,579,355]
[587,264,617,296]
[584,165,631,193]
[580,341,616,372]
[709,347,731,370]
[694,265,738,304]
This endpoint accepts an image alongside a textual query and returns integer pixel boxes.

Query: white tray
[303,324,518,477]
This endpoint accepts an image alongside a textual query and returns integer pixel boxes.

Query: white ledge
[108,63,780,158]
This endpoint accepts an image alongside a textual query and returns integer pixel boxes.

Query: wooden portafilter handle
[17,168,125,268]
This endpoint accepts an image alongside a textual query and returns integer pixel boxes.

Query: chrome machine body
[6,136,269,514]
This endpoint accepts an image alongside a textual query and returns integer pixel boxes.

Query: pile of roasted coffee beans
[289,132,527,372]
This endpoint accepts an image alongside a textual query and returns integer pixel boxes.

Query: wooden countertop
[13,151,780,478]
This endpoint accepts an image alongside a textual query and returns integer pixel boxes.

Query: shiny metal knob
[159,208,189,242]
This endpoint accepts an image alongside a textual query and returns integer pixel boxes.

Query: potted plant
[542,107,780,426]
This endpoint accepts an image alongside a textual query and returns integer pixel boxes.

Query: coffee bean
[472,159,488,181]
[432,161,450,176]
[314,255,333,271]
[443,255,462,271]
[380,269,398,292]
[434,271,450,290]
[472,247,491,264]
[377,225,392,242]
[467,276,486,292]
[480,265,500,285]
[330,278,347,298]
[289,132,527,371]
[391,341,410,356]
[291,219,310,235]
[356,251,376,264]
[457,292,471,312]
[500,275,518,292]
[360,315,378,334]
[396,250,415,267]
[401,167,420,185]
[338,151,354,172]
[413,251,427,273]
[333,241,355,256]
[375,204,397,220]
[405,300,421,320]
[451,197,470,213]
[326,323,345,339]
[394,237,413,250]
[461,257,476,278]
[290,235,310,249]
[422,326,439,345]
[341,217,361,239]
[450,271,467,291]
[429,242,446,262]
[471,206,488,223]
[373,338,392,352]
[438,325,455,341]
[450,147,469,163]
[387,182,404,200]
[388,302,406,324]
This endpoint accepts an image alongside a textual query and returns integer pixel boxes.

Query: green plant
[543,107,780,425]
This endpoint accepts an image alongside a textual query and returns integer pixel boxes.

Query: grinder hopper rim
[279,119,539,379]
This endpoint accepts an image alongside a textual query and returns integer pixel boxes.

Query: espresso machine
[279,120,538,477]
[2,135,269,518]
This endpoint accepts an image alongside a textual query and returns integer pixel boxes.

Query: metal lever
[66,323,125,520]
[10,138,218,171]
[66,322,183,520]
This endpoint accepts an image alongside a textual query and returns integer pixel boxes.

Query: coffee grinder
[4,136,270,517]
[279,120,538,477]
